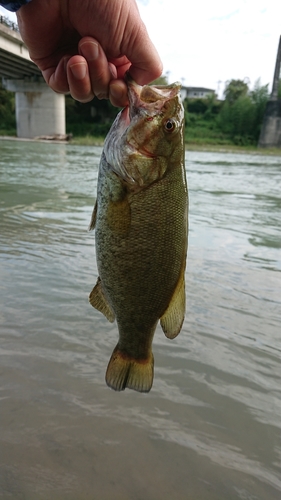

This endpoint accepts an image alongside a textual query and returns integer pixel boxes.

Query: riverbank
[184,142,281,156]
[1,134,281,156]
[63,134,281,155]
[63,135,281,156]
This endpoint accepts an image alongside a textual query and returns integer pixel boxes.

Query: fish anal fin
[160,268,186,339]
[106,345,154,393]
[88,201,97,231]
[89,277,115,322]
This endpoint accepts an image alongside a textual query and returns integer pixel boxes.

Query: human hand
[16,0,163,107]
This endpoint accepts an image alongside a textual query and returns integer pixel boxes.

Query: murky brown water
[0,139,280,499]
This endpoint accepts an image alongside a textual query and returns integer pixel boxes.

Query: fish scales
[89,76,188,392]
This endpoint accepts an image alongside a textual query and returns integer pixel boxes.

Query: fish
[89,75,188,392]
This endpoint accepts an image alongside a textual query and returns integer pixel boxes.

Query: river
[0,138,280,499]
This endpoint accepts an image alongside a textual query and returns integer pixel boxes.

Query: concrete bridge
[0,16,65,138]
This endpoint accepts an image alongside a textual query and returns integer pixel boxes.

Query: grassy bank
[2,131,281,156]
[69,134,281,156]
[186,143,281,155]
[70,134,105,147]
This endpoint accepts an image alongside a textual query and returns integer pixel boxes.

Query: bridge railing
[0,15,19,32]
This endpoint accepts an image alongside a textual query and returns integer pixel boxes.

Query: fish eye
[164,118,176,133]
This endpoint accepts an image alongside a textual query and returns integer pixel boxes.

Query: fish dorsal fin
[89,277,115,323]
[88,201,97,231]
[160,267,186,339]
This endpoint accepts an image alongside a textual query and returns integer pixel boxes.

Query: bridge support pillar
[3,79,65,139]
[258,100,281,148]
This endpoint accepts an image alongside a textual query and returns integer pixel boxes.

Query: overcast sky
[138,0,280,96]
[1,0,280,97]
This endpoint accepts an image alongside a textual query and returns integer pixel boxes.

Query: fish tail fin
[105,345,154,393]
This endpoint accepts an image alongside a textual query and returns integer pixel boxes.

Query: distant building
[180,86,215,101]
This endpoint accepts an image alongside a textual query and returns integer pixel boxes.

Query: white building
[180,86,215,101]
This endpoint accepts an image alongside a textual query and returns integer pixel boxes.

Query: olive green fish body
[89,77,188,392]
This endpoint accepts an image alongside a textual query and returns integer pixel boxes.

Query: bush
[66,121,112,137]
[217,79,269,144]
[0,80,16,133]
[185,98,208,114]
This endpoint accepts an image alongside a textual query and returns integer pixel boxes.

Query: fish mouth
[125,72,182,121]
[118,73,182,159]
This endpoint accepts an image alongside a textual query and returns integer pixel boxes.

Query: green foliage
[224,78,249,104]
[250,79,269,137]
[184,93,226,144]
[184,78,269,146]
[0,80,16,135]
[0,74,271,146]
[65,94,119,137]
[150,72,170,86]
[186,98,208,114]
[186,95,222,117]
[217,79,269,144]
[66,121,112,137]
[185,112,231,145]
[218,96,255,144]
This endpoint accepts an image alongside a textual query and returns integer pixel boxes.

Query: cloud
[1,1,279,95]
[210,10,240,22]
[137,0,280,93]
[0,6,16,21]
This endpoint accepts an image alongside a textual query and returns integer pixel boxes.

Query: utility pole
[258,36,281,148]
[271,36,281,100]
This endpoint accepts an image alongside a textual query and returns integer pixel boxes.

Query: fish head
[103,76,184,188]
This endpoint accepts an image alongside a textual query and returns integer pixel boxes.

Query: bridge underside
[0,47,42,79]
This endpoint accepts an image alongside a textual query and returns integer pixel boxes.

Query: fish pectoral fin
[106,345,154,393]
[160,268,186,339]
[89,277,115,322]
[88,201,97,231]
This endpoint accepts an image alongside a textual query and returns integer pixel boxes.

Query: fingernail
[109,82,129,107]
[110,83,124,99]
[80,41,99,61]
[69,62,87,80]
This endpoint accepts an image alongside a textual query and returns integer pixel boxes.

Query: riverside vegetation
[1,76,280,150]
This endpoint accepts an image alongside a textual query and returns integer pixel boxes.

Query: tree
[218,95,255,143]
[223,78,249,105]
[0,80,16,134]
[65,92,119,137]
[218,79,269,144]
[250,79,269,140]
[150,72,169,86]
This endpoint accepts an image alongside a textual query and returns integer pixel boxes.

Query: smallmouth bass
[89,76,188,392]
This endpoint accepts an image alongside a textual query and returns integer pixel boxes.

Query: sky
[1,0,280,98]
